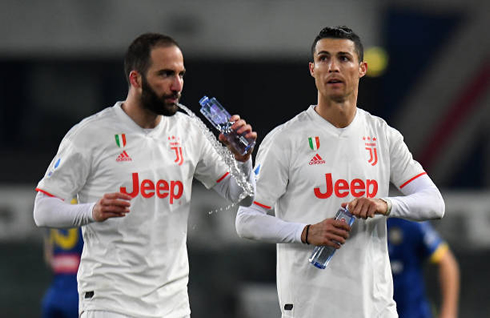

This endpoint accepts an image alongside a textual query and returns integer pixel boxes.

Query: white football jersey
[37,102,229,318]
[253,106,425,318]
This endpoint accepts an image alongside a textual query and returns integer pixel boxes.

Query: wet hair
[310,26,364,62]
[124,33,180,86]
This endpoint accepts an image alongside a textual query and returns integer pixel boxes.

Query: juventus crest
[363,136,378,166]
[168,136,184,166]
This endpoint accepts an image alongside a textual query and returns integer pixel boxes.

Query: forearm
[438,251,460,318]
[212,158,255,206]
[236,204,306,243]
[389,174,445,220]
[33,192,95,228]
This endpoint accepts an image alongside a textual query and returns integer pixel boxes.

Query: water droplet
[178,103,254,213]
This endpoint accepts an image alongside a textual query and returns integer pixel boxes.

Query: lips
[327,78,343,84]
[164,94,181,103]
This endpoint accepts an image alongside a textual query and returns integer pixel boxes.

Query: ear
[309,62,315,77]
[129,70,142,88]
[359,61,368,78]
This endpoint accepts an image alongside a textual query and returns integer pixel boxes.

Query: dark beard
[140,77,180,116]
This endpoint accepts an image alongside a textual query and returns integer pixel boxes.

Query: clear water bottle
[199,96,255,155]
[308,207,355,269]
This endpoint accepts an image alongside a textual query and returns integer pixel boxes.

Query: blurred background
[1,0,489,317]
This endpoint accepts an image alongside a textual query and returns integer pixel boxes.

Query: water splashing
[178,103,254,213]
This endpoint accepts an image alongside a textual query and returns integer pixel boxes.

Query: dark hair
[310,26,364,62]
[124,33,180,85]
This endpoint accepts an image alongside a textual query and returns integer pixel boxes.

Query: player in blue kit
[388,219,459,318]
[42,226,83,318]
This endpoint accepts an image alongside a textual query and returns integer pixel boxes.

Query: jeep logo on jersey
[363,136,378,166]
[168,136,184,166]
[314,173,378,199]
[120,172,184,204]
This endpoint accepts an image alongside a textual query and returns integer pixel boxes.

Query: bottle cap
[199,96,209,106]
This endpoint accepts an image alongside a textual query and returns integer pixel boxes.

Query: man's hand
[302,218,352,247]
[92,192,132,222]
[341,197,389,219]
[219,114,257,162]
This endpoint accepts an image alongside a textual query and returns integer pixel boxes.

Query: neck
[122,95,161,129]
[315,93,357,128]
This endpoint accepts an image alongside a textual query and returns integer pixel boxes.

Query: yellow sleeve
[429,243,449,264]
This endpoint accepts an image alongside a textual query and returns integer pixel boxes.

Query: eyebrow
[316,50,353,56]
[156,67,186,75]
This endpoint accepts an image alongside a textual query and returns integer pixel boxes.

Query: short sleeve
[418,221,444,260]
[193,126,230,189]
[387,126,425,189]
[36,128,91,201]
[253,126,290,209]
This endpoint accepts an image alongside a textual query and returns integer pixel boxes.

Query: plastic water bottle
[199,96,255,155]
[308,207,355,269]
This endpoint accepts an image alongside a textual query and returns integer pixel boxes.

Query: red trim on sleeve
[216,172,230,183]
[399,172,427,189]
[35,188,64,201]
[36,188,54,197]
[253,201,271,210]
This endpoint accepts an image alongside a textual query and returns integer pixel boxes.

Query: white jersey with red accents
[253,105,425,318]
[36,102,229,318]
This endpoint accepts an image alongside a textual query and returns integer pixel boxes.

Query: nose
[171,76,183,92]
[328,59,340,72]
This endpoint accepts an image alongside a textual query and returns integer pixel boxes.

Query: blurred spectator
[41,198,83,318]
[388,218,460,318]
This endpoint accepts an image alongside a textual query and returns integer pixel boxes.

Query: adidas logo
[116,151,132,162]
[309,154,325,165]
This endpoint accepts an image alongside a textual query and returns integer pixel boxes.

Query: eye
[317,55,328,62]
[339,55,351,62]
[157,70,173,78]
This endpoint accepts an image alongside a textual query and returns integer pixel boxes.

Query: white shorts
[80,311,190,318]
[80,311,133,318]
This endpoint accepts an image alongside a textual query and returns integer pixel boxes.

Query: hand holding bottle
[199,96,256,160]
[307,207,355,269]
